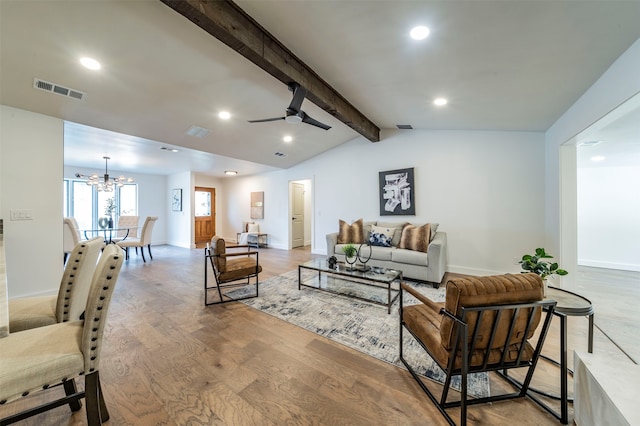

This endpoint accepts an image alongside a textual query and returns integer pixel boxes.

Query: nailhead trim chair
[0,244,124,425]
[110,215,139,243]
[117,216,157,262]
[9,237,104,333]
[63,217,82,263]
[399,273,557,426]
[204,236,261,305]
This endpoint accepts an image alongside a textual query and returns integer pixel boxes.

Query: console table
[236,232,268,248]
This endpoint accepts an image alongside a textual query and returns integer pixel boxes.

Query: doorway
[194,186,215,245]
[289,179,311,249]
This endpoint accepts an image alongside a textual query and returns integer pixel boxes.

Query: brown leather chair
[399,273,557,426]
[204,236,261,305]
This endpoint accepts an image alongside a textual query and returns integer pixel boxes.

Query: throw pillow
[368,225,395,247]
[399,223,431,253]
[337,218,365,244]
[247,223,259,233]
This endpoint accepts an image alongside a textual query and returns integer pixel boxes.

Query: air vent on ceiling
[33,78,86,101]
[274,152,287,157]
[185,125,210,138]
[396,124,413,130]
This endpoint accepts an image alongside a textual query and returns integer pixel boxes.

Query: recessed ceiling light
[80,57,101,70]
[591,156,606,162]
[283,135,293,142]
[225,170,238,175]
[410,26,430,40]
[434,98,448,106]
[218,111,231,120]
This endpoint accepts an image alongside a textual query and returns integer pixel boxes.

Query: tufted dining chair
[9,236,104,333]
[63,217,82,263]
[117,216,157,262]
[110,215,139,243]
[0,244,124,425]
[399,273,557,426]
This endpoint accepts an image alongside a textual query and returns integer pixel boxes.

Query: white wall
[545,38,640,278]
[578,165,640,271]
[167,172,192,248]
[220,129,546,275]
[1,106,64,298]
[64,166,168,245]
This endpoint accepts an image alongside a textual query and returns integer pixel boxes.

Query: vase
[108,217,114,229]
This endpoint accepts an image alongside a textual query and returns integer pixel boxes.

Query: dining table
[82,226,138,244]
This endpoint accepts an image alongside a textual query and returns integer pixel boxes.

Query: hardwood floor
[2,245,635,425]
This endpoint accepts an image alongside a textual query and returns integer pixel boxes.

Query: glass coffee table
[298,259,403,314]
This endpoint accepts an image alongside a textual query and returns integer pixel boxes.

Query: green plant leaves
[518,248,568,279]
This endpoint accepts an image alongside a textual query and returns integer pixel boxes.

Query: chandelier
[75,156,134,192]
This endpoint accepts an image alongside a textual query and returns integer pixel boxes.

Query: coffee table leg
[560,314,568,424]
[588,313,594,353]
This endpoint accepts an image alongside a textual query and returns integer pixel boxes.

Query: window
[64,179,137,230]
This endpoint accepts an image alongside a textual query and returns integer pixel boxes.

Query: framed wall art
[250,191,264,219]
[379,167,415,216]
[172,188,182,211]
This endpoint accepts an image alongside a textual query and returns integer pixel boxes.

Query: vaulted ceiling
[1,0,639,177]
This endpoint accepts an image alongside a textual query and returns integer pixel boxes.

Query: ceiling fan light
[285,114,302,124]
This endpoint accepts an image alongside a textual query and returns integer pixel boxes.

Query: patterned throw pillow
[337,218,365,244]
[399,223,431,252]
[368,225,395,247]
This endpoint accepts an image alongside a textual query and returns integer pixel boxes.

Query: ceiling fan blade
[247,117,285,123]
[288,83,307,113]
[301,112,331,130]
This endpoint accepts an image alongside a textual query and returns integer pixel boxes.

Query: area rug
[230,269,490,398]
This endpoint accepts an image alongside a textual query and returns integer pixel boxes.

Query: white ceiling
[1,0,639,177]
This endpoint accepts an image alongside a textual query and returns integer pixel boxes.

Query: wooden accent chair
[0,244,124,425]
[117,216,157,262]
[204,236,261,305]
[9,237,104,332]
[399,273,557,426]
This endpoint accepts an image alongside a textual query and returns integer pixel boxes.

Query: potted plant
[104,197,117,228]
[342,243,358,270]
[519,248,568,295]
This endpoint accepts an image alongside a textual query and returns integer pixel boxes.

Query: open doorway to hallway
[289,179,312,249]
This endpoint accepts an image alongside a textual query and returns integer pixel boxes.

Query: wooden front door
[195,187,215,245]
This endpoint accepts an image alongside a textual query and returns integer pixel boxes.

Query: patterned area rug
[230,269,490,397]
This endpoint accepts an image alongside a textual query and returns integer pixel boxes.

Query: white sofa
[326,220,447,286]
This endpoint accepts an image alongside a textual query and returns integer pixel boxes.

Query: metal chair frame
[204,246,260,306]
[399,285,557,426]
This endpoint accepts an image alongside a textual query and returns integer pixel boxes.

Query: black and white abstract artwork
[379,167,415,215]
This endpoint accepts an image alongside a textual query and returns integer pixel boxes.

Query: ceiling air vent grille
[396,124,413,130]
[33,78,86,101]
[274,152,287,157]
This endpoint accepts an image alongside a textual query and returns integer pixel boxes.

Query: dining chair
[0,244,124,426]
[117,216,158,262]
[63,217,82,263]
[110,215,139,243]
[9,236,104,332]
[399,273,557,426]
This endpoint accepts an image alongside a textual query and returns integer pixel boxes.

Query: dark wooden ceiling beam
[160,0,380,142]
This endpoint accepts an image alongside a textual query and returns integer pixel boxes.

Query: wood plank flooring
[1,245,635,425]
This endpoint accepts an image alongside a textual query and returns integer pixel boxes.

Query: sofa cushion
[369,245,394,261]
[399,223,431,252]
[430,223,439,241]
[392,247,428,266]
[337,218,365,244]
[377,221,408,247]
[368,225,395,247]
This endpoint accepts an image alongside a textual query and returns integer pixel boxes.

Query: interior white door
[292,182,304,248]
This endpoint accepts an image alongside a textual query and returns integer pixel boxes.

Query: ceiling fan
[248,82,331,130]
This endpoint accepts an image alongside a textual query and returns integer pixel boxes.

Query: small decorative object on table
[327,255,337,269]
[519,247,568,296]
[356,242,372,271]
[342,244,358,271]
